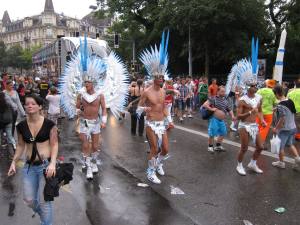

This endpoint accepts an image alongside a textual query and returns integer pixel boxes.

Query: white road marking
[175,125,295,164]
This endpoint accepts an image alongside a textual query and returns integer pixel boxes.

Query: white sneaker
[294,157,300,167]
[86,166,93,179]
[156,164,165,176]
[272,161,286,169]
[236,164,246,176]
[188,114,193,118]
[183,114,186,118]
[215,145,226,152]
[230,123,237,132]
[91,162,99,173]
[147,171,161,184]
[208,146,214,153]
[179,117,183,122]
[247,162,263,174]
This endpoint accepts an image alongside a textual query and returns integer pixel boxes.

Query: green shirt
[257,88,276,115]
[198,83,208,100]
[287,88,300,113]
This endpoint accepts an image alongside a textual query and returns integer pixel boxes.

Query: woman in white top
[4,80,26,135]
[46,87,61,125]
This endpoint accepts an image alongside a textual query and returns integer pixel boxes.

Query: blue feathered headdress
[225,37,259,95]
[139,30,170,80]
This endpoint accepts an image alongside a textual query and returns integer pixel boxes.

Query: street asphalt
[0,112,299,225]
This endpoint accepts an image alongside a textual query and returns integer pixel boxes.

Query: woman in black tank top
[8,94,58,225]
[129,79,145,136]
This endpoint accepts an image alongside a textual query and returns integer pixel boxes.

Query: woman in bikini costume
[8,94,58,225]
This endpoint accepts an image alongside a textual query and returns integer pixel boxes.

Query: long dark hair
[0,92,9,113]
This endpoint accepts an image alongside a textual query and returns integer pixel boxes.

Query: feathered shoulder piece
[140,30,170,80]
[58,35,129,118]
[226,37,259,95]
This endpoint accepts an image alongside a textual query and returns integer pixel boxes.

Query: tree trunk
[204,41,209,77]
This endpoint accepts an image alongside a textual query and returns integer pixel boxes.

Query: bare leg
[238,128,249,162]
[253,133,263,160]
[79,133,90,156]
[91,133,100,153]
[146,127,158,159]
[290,145,300,158]
[160,133,169,156]
[208,137,214,146]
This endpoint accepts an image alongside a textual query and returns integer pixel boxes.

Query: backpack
[0,106,13,128]
[199,98,216,120]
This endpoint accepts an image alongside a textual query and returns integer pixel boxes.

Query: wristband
[101,115,107,124]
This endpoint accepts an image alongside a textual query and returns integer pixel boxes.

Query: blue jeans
[0,123,16,146]
[22,162,53,225]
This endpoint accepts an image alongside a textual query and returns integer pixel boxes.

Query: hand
[46,163,56,178]
[211,108,217,112]
[261,120,267,127]
[168,122,175,129]
[8,161,16,176]
[101,123,106,129]
[272,128,278,134]
[144,107,152,113]
[232,116,236,121]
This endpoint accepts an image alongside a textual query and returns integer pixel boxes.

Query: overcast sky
[0,0,96,21]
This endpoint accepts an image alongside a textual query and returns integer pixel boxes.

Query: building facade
[0,0,111,49]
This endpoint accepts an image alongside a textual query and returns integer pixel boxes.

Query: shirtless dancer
[236,83,267,175]
[137,75,174,184]
[76,80,107,180]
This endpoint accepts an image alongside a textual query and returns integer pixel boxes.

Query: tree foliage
[96,0,298,78]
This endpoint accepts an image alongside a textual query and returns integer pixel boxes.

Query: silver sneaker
[215,145,226,152]
[247,162,263,174]
[91,162,99,173]
[156,164,165,176]
[236,164,246,176]
[208,146,214,153]
[86,166,93,180]
[272,161,285,169]
[147,170,161,184]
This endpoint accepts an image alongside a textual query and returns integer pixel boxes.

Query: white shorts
[79,118,101,136]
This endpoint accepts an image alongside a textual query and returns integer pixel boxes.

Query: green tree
[97,0,270,77]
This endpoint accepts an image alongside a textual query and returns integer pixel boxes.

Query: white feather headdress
[226,37,259,95]
[58,35,129,118]
[139,30,170,80]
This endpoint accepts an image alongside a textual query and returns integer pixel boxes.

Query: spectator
[16,76,26,104]
[178,78,189,122]
[0,91,16,150]
[287,78,300,141]
[38,77,50,99]
[256,79,277,143]
[1,72,9,91]
[25,76,38,95]
[272,84,300,169]
[4,80,26,136]
[203,86,235,153]
[198,77,208,106]
[208,78,218,97]
[46,87,61,126]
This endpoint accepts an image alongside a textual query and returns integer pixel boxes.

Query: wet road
[0,113,299,225]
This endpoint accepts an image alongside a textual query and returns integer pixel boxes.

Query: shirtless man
[236,83,267,176]
[137,75,174,184]
[76,80,107,180]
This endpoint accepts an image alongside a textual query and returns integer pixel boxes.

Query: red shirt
[165,84,174,104]
[209,84,218,97]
